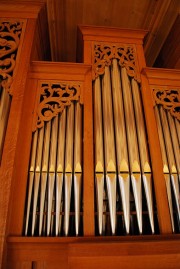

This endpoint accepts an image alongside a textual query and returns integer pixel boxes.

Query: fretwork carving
[93,43,140,82]
[0,21,23,94]
[153,88,180,121]
[36,82,82,129]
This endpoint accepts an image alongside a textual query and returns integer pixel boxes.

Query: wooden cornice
[142,68,180,86]
[78,25,148,45]
[0,1,46,19]
[29,61,92,80]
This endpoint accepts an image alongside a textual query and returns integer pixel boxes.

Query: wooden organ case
[0,3,180,269]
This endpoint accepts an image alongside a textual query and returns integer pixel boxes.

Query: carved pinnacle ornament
[0,21,22,94]
[93,43,140,82]
[153,88,180,121]
[36,82,82,129]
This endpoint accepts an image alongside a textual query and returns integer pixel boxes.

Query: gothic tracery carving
[36,82,82,129]
[0,21,22,93]
[153,88,180,121]
[93,43,140,82]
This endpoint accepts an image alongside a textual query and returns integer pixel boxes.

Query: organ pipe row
[155,105,180,232]
[94,59,155,235]
[24,102,83,236]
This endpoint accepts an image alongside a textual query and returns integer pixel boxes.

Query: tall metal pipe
[49,116,58,172]
[64,104,74,235]
[131,78,154,233]
[25,130,38,235]
[46,116,59,235]
[111,59,130,234]
[102,66,117,235]
[55,111,67,234]
[39,172,47,235]
[121,67,142,234]
[94,77,105,235]
[56,173,63,236]
[57,110,66,173]
[32,126,44,236]
[40,121,51,235]
[47,173,55,236]
[74,102,82,235]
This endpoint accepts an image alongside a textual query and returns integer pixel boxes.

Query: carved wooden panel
[92,43,140,82]
[0,21,23,94]
[34,82,82,130]
[153,88,180,121]
[0,21,23,161]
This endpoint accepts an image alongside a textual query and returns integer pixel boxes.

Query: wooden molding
[6,235,180,269]
[79,25,147,45]
[142,68,180,86]
[0,1,45,18]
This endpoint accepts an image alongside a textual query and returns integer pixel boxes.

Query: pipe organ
[0,4,180,268]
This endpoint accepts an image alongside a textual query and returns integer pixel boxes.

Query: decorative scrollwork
[36,82,81,129]
[153,88,180,121]
[0,21,22,93]
[93,43,140,82]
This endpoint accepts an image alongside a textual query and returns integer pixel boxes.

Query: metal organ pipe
[131,79,154,234]
[121,67,142,234]
[94,76,105,236]
[111,59,130,234]
[41,121,51,236]
[25,130,38,236]
[32,126,44,236]
[56,110,66,235]
[74,102,82,236]
[102,66,117,235]
[64,103,74,236]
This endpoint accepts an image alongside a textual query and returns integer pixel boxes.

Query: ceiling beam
[144,0,180,67]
